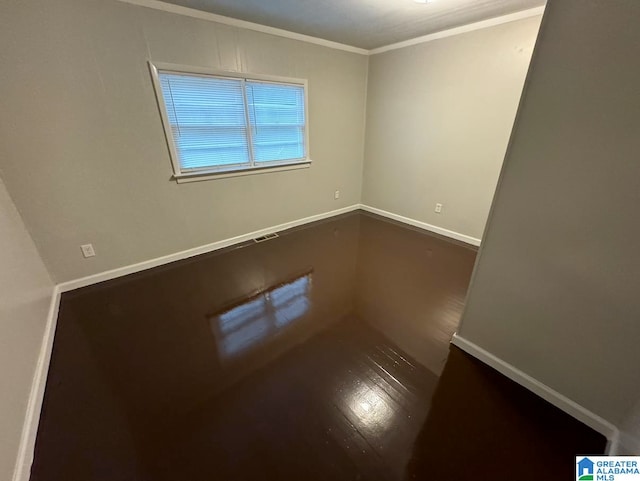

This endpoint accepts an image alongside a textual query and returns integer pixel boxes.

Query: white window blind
[151,64,309,179]
[159,73,250,170]
[246,81,306,164]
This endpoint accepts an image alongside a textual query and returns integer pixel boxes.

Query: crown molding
[116,0,369,55]
[369,6,545,55]
[116,0,544,56]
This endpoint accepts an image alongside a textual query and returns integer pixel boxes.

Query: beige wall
[459,0,640,427]
[362,16,542,240]
[0,0,368,283]
[0,178,54,480]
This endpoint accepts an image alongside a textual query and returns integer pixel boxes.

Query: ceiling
[160,0,546,50]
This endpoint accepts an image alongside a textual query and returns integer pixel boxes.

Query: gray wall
[619,400,640,454]
[458,0,640,427]
[0,0,368,283]
[362,16,541,240]
[0,178,54,481]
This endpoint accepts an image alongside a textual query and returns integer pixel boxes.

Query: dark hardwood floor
[29,212,605,481]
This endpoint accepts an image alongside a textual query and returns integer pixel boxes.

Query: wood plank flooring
[29,212,605,481]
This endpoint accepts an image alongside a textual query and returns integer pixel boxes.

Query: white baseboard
[451,333,617,441]
[57,203,479,293]
[12,287,61,481]
[58,204,360,293]
[359,204,481,247]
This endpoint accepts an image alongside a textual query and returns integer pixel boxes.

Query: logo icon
[577,457,594,480]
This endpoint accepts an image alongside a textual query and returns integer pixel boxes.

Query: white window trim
[148,61,311,181]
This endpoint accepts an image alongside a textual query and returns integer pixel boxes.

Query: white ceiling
[160,0,546,50]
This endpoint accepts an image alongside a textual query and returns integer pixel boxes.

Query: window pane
[272,276,310,327]
[246,81,306,163]
[218,297,267,334]
[158,73,250,170]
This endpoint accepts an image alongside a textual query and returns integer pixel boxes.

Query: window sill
[174,160,312,183]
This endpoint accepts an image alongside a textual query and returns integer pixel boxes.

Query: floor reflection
[211,271,312,360]
[350,383,395,430]
[37,211,583,481]
[143,318,438,481]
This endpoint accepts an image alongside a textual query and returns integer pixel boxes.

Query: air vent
[253,232,279,243]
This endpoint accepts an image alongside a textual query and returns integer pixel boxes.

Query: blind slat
[159,73,250,170]
[246,81,306,163]
[157,71,306,172]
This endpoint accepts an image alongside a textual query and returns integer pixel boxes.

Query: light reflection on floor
[211,271,312,359]
[350,383,396,430]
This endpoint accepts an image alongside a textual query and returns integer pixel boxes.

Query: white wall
[362,16,542,241]
[0,178,54,481]
[0,0,368,283]
[458,0,640,428]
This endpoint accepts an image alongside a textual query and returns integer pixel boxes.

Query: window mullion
[241,78,256,167]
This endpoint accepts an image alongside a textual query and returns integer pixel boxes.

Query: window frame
[148,61,311,183]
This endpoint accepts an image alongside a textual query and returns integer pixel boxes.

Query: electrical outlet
[435,203,443,213]
[334,190,340,200]
[81,244,96,258]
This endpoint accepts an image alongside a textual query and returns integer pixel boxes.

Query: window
[149,62,310,182]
